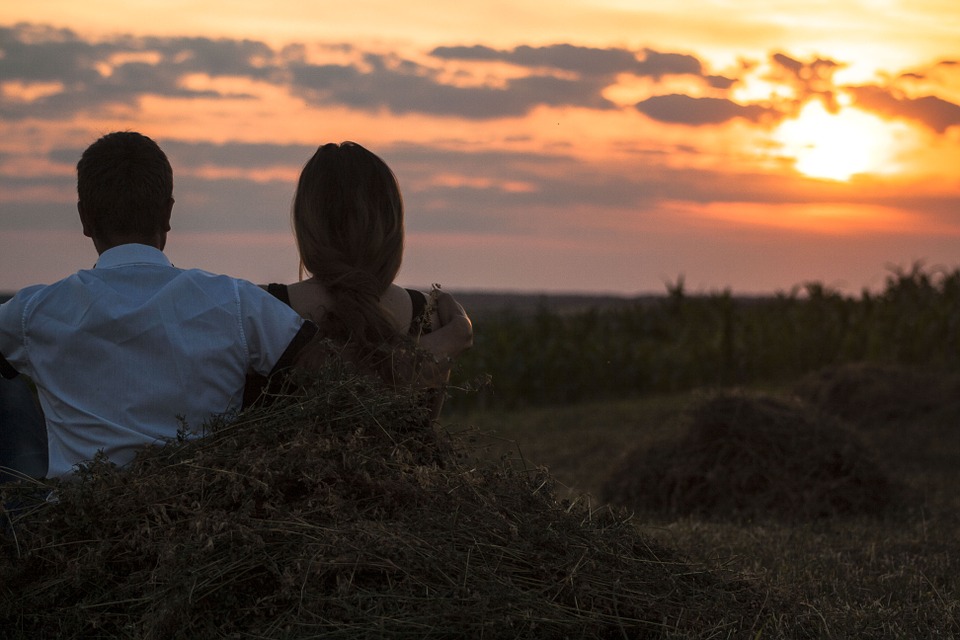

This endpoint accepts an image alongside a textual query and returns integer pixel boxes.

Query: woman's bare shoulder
[285,280,332,321]
[379,284,414,333]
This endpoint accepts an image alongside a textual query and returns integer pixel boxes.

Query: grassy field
[457,364,960,638]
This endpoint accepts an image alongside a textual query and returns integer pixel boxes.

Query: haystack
[1,359,769,639]
[794,362,960,429]
[600,390,895,522]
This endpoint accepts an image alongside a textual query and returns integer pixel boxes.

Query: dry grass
[600,390,898,522]
[1,360,771,639]
[464,363,960,639]
[794,361,960,500]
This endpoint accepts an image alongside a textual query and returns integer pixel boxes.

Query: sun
[773,100,900,181]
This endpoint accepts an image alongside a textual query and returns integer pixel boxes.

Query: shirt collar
[94,244,172,269]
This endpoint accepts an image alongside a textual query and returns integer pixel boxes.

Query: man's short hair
[76,131,173,240]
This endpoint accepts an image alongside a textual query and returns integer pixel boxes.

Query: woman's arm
[419,291,473,360]
[401,291,473,391]
[412,291,473,419]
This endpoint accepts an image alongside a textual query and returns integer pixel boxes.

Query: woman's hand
[430,291,473,357]
[398,290,473,391]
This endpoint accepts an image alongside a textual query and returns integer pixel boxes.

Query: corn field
[451,264,960,409]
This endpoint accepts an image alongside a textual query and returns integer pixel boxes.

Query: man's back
[1,244,310,478]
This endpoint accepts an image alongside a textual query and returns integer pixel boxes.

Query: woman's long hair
[292,142,408,377]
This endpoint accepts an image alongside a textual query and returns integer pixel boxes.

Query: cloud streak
[3,23,960,132]
[635,95,771,125]
[849,85,960,133]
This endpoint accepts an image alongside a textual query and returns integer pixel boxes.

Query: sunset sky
[2,1,959,295]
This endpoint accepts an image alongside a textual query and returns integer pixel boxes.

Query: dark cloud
[427,44,498,61]
[771,53,841,78]
[289,53,615,118]
[431,43,638,76]
[635,48,703,78]
[0,23,740,123]
[0,24,102,84]
[2,24,648,121]
[141,35,277,78]
[705,75,737,90]
[898,59,959,81]
[288,44,714,119]
[549,43,677,75]
[430,43,704,78]
[771,53,804,76]
[762,54,960,132]
[0,23,279,119]
[769,52,843,112]
[848,85,960,133]
[635,94,770,125]
[0,24,278,83]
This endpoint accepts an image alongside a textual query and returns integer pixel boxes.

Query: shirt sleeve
[236,280,315,376]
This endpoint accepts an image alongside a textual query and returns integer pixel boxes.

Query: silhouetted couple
[0,132,472,483]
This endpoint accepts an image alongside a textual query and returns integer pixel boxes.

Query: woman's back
[285,280,439,338]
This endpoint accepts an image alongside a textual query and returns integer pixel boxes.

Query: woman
[258,142,472,403]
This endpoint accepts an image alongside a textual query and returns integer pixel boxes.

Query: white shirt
[0,244,308,478]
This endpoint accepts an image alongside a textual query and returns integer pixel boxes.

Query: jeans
[0,375,47,482]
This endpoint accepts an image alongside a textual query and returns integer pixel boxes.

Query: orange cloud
[691,201,934,235]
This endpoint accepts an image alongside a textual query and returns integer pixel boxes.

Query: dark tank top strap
[266,283,291,307]
[406,289,432,335]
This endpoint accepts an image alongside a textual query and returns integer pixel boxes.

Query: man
[0,131,318,479]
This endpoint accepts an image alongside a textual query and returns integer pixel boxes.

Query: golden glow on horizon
[410,174,538,193]
[186,165,301,184]
[773,101,902,181]
[697,201,914,235]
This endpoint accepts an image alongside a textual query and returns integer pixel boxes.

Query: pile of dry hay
[600,390,897,522]
[793,362,960,429]
[1,361,769,639]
